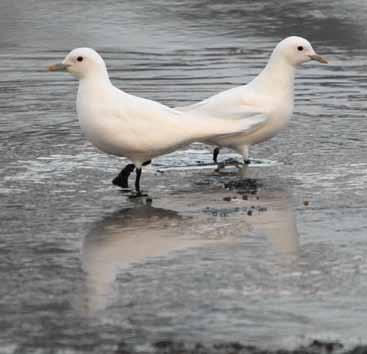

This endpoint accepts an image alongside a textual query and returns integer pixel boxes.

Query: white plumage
[48,48,265,193]
[176,36,327,163]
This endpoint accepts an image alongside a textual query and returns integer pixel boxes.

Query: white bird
[176,36,327,165]
[48,48,265,195]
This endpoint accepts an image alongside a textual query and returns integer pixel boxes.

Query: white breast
[76,82,192,163]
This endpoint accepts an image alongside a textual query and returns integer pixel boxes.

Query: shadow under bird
[176,36,328,165]
[48,48,265,195]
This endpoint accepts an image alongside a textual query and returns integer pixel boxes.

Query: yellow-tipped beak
[48,63,70,72]
[309,54,328,64]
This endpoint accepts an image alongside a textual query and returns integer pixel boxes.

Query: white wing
[179,109,268,142]
[175,85,270,140]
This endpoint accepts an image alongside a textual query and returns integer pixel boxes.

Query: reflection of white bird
[80,206,181,312]
[79,188,299,313]
[48,48,263,195]
[253,194,299,256]
[80,205,229,312]
[176,36,327,165]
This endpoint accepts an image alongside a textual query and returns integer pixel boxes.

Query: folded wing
[179,109,268,142]
[175,86,269,141]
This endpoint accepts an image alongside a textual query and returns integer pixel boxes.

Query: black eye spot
[297,46,304,51]
[77,56,83,62]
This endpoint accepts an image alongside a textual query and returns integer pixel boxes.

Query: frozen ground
[0,0,367,353]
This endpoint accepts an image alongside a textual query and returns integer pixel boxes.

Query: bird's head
[273,36,328,66]
[48,48,107,79]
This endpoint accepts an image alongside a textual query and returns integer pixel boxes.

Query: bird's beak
[308,54,328,64]
[48,63,70,72]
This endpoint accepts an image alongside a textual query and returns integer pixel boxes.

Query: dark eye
[297,46,304,51]
[77,56,83,62]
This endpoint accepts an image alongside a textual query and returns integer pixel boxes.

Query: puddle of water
[1,0,367,353]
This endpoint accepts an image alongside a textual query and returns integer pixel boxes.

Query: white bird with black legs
[48,48,265,195]
[176,36,327,165]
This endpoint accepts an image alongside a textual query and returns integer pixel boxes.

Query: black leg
[213,147,220,163]
[135,168,142,194]
[112,163,135,188]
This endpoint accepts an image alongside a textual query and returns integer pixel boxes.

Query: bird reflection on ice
[80,187,299,313]
[80,203,229,313]
[253,194,299,256]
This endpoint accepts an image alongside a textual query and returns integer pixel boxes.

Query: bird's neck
[250,54,295,99]
[77,70,115,114]
[79,68,112,93]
